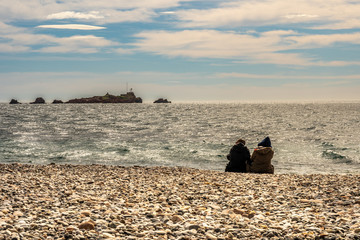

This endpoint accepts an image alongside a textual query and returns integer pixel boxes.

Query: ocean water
[0,102,359,174]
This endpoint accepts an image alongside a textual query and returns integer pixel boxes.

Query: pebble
[205,232,217,239]
[171,215,184,223]
[78,221,95,230]
[80,210,91,217]
[102,233,115,238]
[13,211,23,217]
[0,163,359,239]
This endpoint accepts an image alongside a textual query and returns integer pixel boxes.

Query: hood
[258,137,272,148]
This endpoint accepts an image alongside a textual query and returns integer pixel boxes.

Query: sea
[0,102,359,174]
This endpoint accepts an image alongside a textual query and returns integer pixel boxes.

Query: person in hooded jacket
[247,136,274,174]
[225,139,251,172]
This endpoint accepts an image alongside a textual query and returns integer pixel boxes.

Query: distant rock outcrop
[66,92,142,104]
[31,97,46,104]
[52,100,63,104]
[9,99,21,104]
[154,98,171,103]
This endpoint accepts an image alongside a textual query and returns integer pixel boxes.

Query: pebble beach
[1,163,360,240]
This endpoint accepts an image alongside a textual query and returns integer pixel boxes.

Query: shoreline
[1,163,359,239]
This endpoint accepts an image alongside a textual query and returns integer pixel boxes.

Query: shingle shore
[0,163,359,239]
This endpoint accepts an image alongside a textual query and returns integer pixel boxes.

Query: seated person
[225,138,250,173]
[247,137,274,174]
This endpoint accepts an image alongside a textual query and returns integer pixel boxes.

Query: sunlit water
[0,103,359,174]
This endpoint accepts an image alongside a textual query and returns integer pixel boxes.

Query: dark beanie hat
[258,137,272,147]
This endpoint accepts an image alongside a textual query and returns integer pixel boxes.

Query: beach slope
[0,164,359,239]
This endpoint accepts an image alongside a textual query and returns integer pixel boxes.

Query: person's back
[247,137,274,174]
[225,139,250,173]
[247,147,274,173]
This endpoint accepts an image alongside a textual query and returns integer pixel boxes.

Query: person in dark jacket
[225,138,251,172]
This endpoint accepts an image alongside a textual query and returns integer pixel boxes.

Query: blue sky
[1,0,360,102]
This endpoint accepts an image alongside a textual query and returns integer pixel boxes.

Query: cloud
[286,32,360,48]
[1,0,360,29]
[133,29,360,66]
[0,20,116,53]
[175,0,360,30]
[1,27,119,53]
[160,11,176,15]
[284,14,319,19]
[216,72,360,81]
[45,9,157,24]
[0,43,30,52]
[39,35,118,53]
[0,0,187,23]
[312,20,360,30]
[1,1,360,66]
[46,11,104,20]
[0,21,24,34]
[133,30,287,58]
[36,24,106,30]
[96,8,157,24]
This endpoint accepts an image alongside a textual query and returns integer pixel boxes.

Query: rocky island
[9,99,21,104]
[30,97,46,104]
[154,98,171,103]
[52,100,64,104]
[66,92,142,104]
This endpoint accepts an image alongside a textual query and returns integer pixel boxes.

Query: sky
[1,0,360,103]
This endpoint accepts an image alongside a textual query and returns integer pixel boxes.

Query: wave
[322,150,353,164]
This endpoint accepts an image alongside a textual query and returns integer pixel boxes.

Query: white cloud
[39,35,118,53]
[46,11,104,20]
[284,14,319,19]
[286,32,360,48]
[216,72,360,80]
[45,9,157,24]
[36,24,106,30]
[97,8,157,24]
[1,0,360,29]
[1,26,119,53]
[133,29,360,66]
[322,61,360,67]
[1,1,360,65]
[0,21,24,34]
[0,20,116,53]
[133,30,283,59]
[313,20,360,30]
[160,11,176,15]
[0,43,30,52]
[175,0,360,30]
[0,0,188,23]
